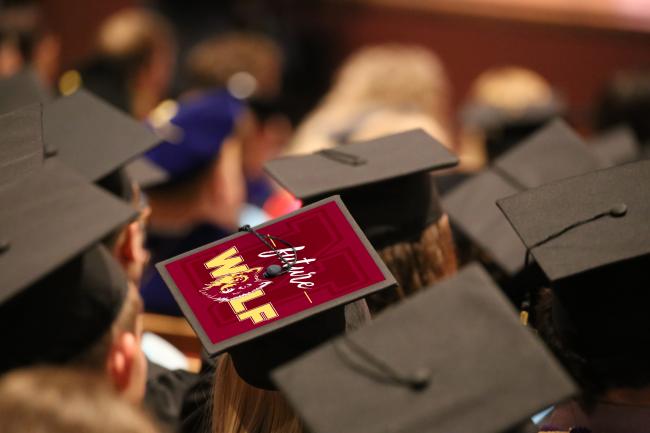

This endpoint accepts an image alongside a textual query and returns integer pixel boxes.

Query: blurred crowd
[1,1,649,433]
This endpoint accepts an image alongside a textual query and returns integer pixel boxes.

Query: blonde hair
[460,66,556,169]
[97,7,174,67]
[469,66,553,113]
[287,44,451,155]
[369,215,458,314]
[0,367,159,433]
[212,354,303,433]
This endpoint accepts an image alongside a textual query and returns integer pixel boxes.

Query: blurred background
[17,0,650,132]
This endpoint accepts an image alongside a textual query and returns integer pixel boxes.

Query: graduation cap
[443,120,604,278]
[589,126,641,167]
[42,89,160,182]
[0,157,136,372]
[0,69,52,115]
[143,90,244,185]
[156,196,396,388]
[264,129,459,248]
[497,160,650,355]
[272,264,577,433]
[0,103,43,186]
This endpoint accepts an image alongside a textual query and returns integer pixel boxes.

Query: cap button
[0,240,10,254]
[408,367,432,391]
[610,203,628,217]
[44,148,58,157]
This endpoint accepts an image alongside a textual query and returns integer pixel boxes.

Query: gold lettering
[238,304,279,324]
[228,288,278,324]
[205,247,248,279]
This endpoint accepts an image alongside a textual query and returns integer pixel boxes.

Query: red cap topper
[156,196,396,354]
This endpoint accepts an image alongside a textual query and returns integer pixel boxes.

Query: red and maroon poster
[157,196,395,354]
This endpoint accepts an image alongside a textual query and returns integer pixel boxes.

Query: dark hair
[0,1,42,61]
[595,71,650,146]
[536,284,650,406]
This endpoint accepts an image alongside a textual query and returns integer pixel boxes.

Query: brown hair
[368,215,458,314]
[212,354,303,433]
[71,285,143,370]
[0,366,159,433]
[185,32,281,97]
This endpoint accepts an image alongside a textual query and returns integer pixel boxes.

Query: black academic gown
[145,360,200,432]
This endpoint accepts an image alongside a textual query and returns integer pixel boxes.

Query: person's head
[0,366,160,433]
[460,66,562,168]
[0,245,148,405]
[595,70,650,151]
[185,32,283,100]
[212,353,303,433]
[144,91,246,230]
[0,0,61,85]
[87,7,175,118]
[210,300,372,433]
[495,158,650,407]
[287,44,451,155]
[329,44,450,127]
[337,111,457,313]
[184,32,290,182]
[99,170,151,286]
[74,274,148,405]
[370,215,457,313]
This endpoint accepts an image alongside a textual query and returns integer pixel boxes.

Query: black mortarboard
[589,126,641,167]
[272,264,576,433]
[0,156,136,372]
[444,120,604,277]
[0,103,43,186]
[76,57,131,113]
[0,69,51,114]
[156,196,395,389]
[0,158,136,304]
[497,160,650,354]
[264,129,459,248]
[43,89,160,182]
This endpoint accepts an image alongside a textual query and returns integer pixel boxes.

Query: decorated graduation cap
[589,126,641,167]
[42,89,160,182]
[272,264,577,433]
[0,155,136,372]
[264,129,459,249]
[143,89,244,186]
[0,103,43,185]
[443,120,604,279]
[497,160,650,355]
[0,69,51,114]
[156,196,395,388]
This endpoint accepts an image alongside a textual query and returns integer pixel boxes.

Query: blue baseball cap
[145,89,244,183]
